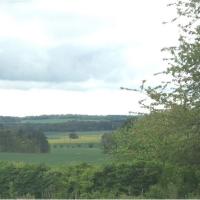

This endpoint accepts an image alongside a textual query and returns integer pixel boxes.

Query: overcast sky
[0,0,178,116]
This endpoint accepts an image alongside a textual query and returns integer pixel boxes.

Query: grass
[0,146,109,166]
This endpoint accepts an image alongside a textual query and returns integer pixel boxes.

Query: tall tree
[142,0,200,110]
[114,0,200,166]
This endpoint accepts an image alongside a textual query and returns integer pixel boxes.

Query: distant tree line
[0,114,132,124]
[0,127,49,153]
[0,116,21,123]
[0,115,137,133]
[21,114,131,121]
[1,120,132,132]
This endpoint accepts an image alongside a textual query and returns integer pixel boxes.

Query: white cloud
[0,0,179,115]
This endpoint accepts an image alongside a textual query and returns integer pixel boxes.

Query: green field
[0,131,110,165]
[45,130,111,137]
[49,134,101,144]
[46,130,110,144]
[0,146,109,165]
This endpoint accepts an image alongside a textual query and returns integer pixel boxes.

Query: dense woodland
[0,0,200,198]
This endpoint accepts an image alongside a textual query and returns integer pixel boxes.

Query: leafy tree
[69,132,79,139]
[138,0,200,110]
[143,0,200,165]
[116,0,200,168]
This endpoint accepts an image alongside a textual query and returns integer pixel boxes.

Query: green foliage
[0,161,163,199]
[145,164,200,199]
[101,132,116,153]
[112,107,200,168]
[0,160,198,199]
[0,162,65,198]
[139,0,200,111]
[89,161,162,198]
[2,160,199,199]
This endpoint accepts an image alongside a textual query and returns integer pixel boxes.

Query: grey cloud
[48,45,125,82]
[0,40,126,85]
[0,0,134,90]
[0,40,49,82]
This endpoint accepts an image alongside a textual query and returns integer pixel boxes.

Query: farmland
[0,115,124,165]
[47,130,109,144]
[0,115,127,165]
[0,130,110,165]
